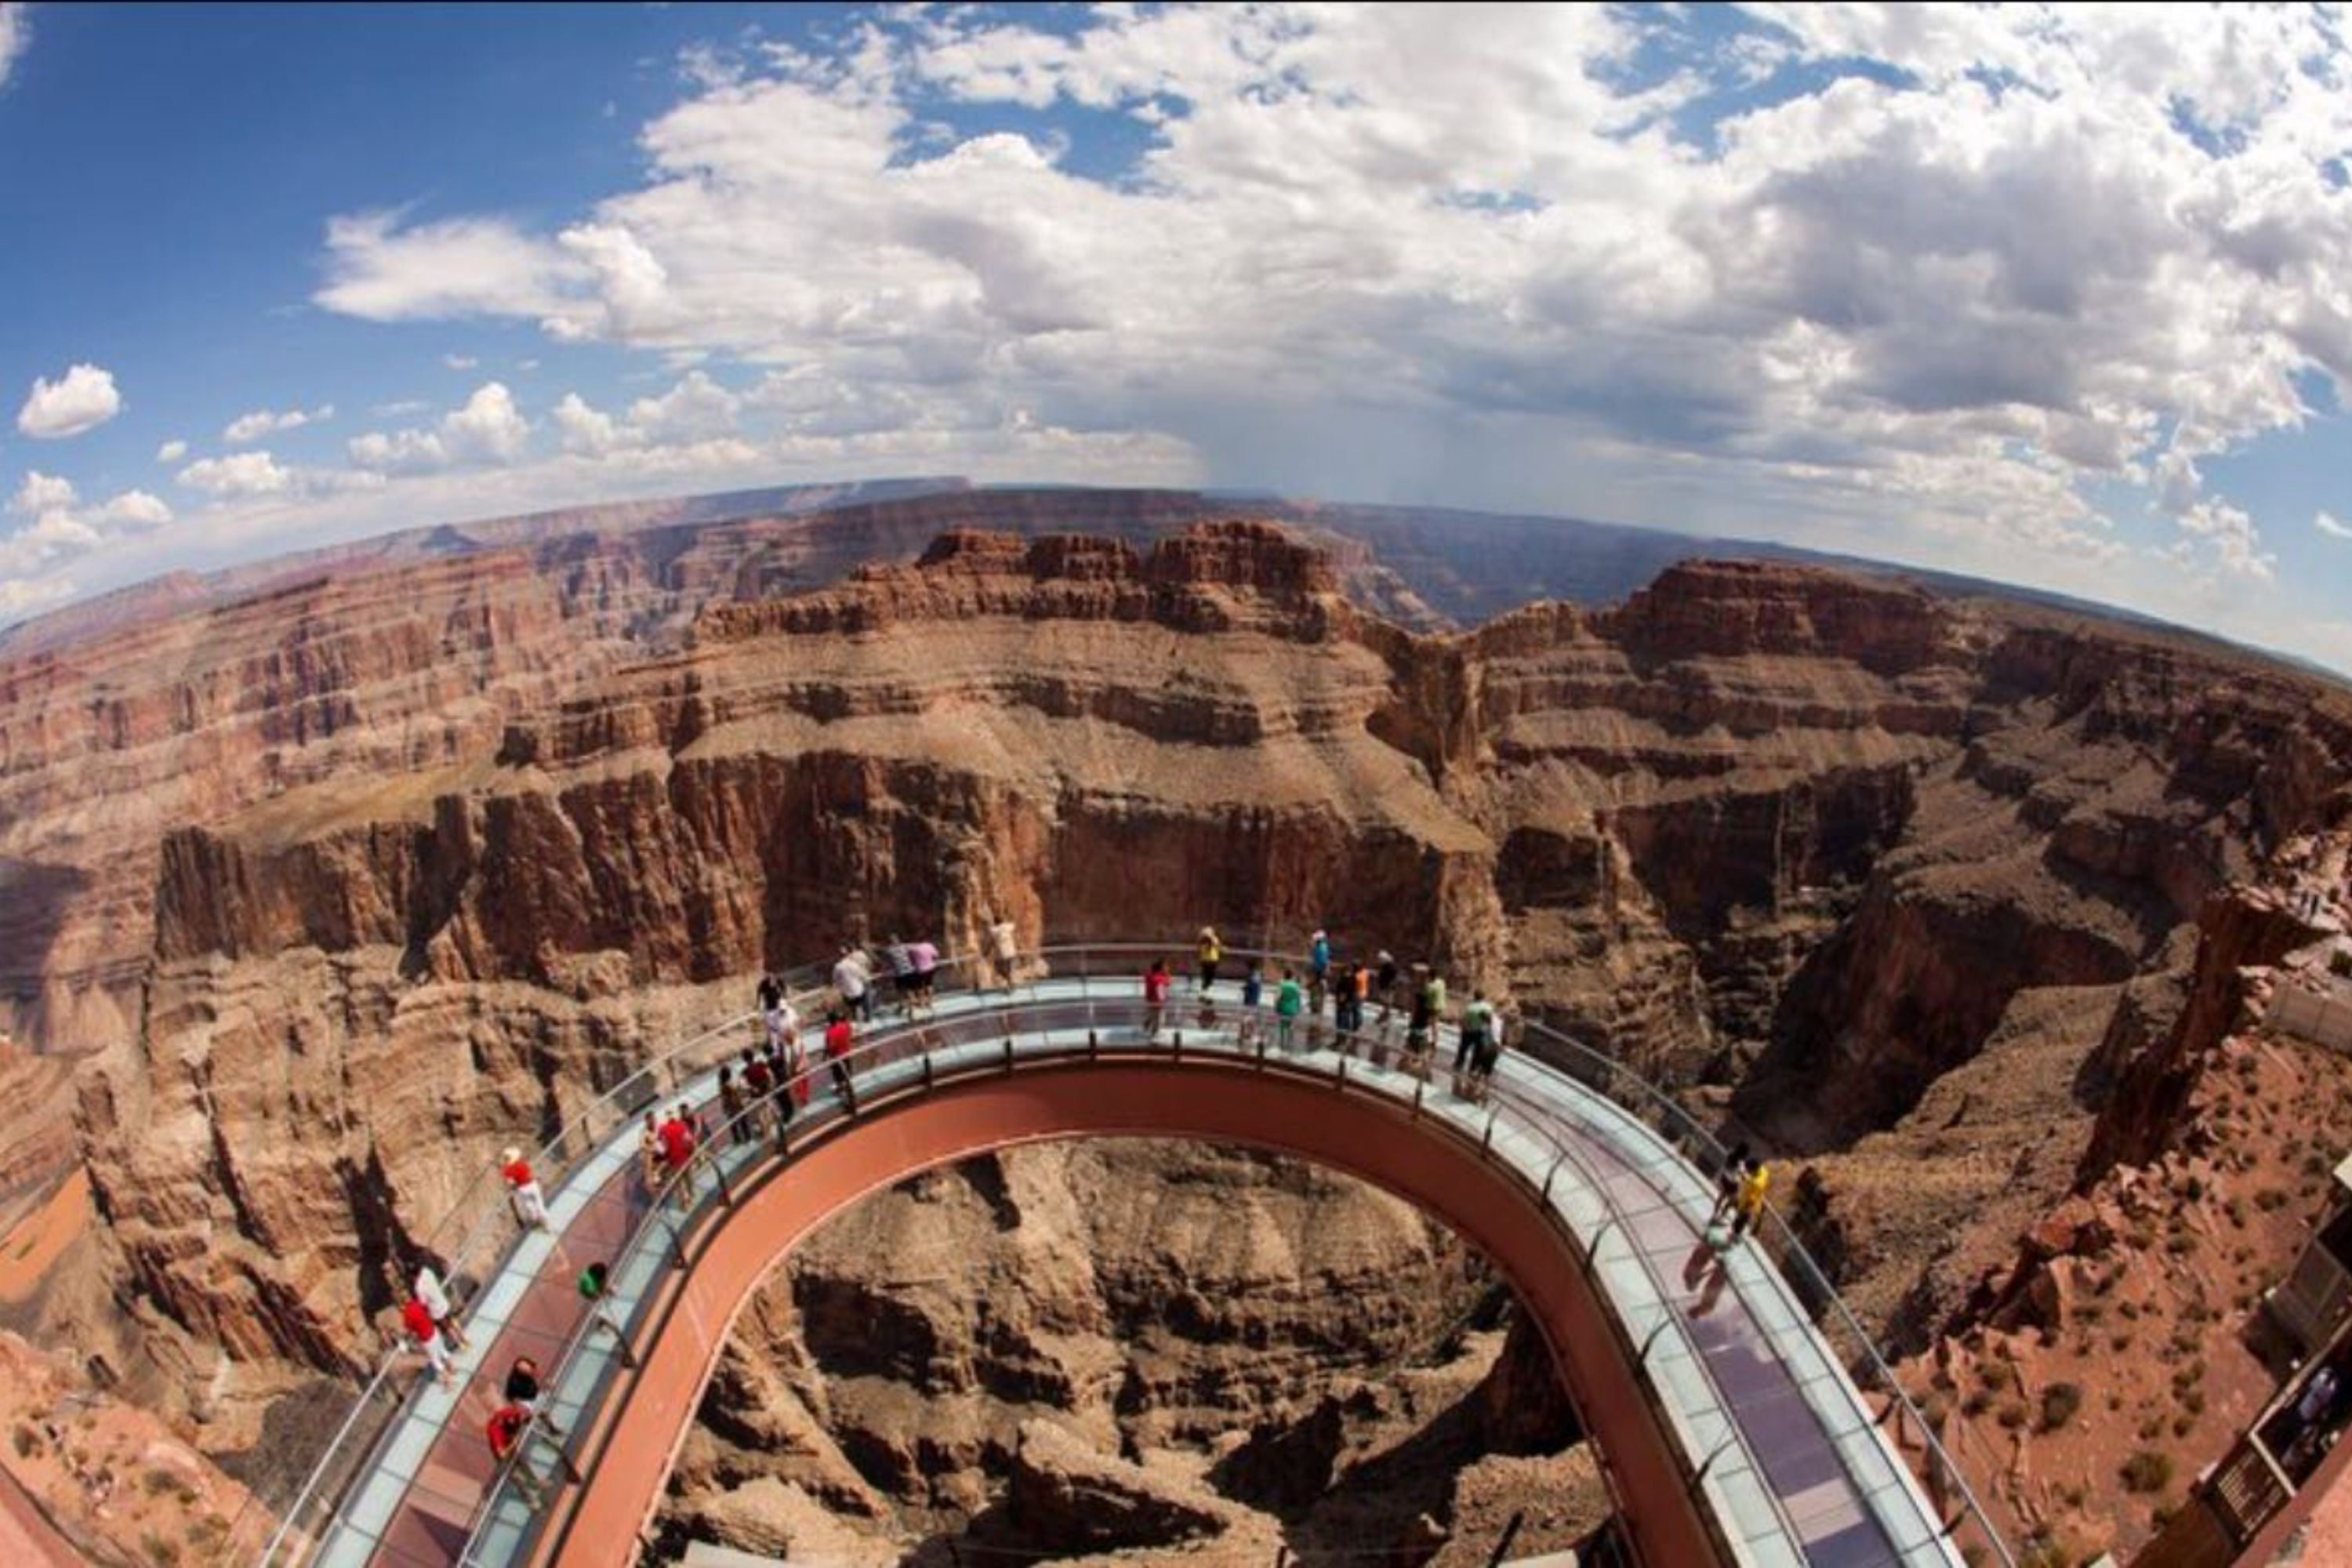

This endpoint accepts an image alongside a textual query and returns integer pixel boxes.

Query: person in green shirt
[1454,991,1495,1095]
[1274,969,1305,1051]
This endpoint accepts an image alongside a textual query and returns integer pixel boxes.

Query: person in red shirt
[1142,958,1171,1040]
[485,1402,549,1505]
[657,1105,698,1208]
[500,1146,550,1232]
[825,1010,855,1100]
[402,1295,458,1390]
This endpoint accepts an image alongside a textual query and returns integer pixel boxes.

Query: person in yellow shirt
[1729,1160,1772,1244]
[1197,927,1223,995]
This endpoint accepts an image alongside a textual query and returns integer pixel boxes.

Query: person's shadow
[1683,1239,1730,1318]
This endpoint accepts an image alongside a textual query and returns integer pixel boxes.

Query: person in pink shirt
[1142,958,1171,1040]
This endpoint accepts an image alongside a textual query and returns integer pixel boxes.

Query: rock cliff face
[0,488,2347,1553]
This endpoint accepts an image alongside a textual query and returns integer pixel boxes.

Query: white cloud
[551,392,622,456]
[314,211,584,323]
[88,490,172,530]
[10,470,78,516]
[16,363,123,439]
[2319,510,2352,541]
[176,451,298,499]
[299,4,2352,626]
[443,354,479,370]
[155,438,188,464]
[224,403,334,444]
[347,381,532,472]
[0,4,27,93]
[0,470,170,580]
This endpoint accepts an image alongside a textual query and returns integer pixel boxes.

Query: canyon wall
[0,492,2348,1555]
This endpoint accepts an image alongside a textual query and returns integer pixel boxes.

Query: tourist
[833,946,873,1022]
[908,935,940,1017]
[1332,960,1362,1041]
[1143,957,1171,1039]
[989,912,1021,990]
[501,1146,552,1232]
[782,1023,811,1112]
[1405,968,1435,1076]
[1306,964,1328,1044]
[825,1008,855,1099]
[402,1294,459,1391]
[1708,1142,1753,1227]
[577,1259,624,1337]
[1454,990,1495,1091]
[503,1353,567,1436]
[742,1046,775,1138]
[1728,1159,1773,1244]
[1421,967,1447,1026]
[755,971,782,1018]
[637,1111,665,1196]
[1309,928,1332,985]
[764,985,798,1061]
[1240,963,1265,1046]
[1274,968,1305,1051]
[1375,949,1400,1011]
[717,1065,744,1145]
[485,1402,549,1505]
[1466,1001,1506,1098]
[412,1258,469,1352]
[884,935,917,1016]
[658,1106,697,1208]
[1196,927,1223,995]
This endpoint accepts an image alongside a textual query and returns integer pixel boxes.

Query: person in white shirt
[832,947,873,1022]
[989,915,1021,989]
[414,1259,469,1351]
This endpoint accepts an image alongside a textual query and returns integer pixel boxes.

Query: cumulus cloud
[2319,510,2352,541]
[293,2,2352,607]
[16,363,123,439]
[347,381,532,472]
[0,468,171,579]
[176,451,299,499]
[156,438,188,464]
[224,403,335,444]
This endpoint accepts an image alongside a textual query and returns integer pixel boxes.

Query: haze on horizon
[2,2,2350,668]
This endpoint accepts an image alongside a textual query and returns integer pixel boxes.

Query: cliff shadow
[0,857,93,1041]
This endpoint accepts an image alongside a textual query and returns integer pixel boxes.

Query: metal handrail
[252,938,2009,1567]
[244,943,920,1564]
[455,984,1820,1568]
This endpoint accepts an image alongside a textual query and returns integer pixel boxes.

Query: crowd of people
[1168,924,1512,1100]
[396,920,1784,1514]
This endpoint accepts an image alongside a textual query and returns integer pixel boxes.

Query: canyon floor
[1,485,2350,1565]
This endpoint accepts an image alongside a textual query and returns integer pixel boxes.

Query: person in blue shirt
[1309,928,1332,982]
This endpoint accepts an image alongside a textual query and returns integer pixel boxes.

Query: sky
[2,3,2351,669]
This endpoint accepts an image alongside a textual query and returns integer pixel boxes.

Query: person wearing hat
[1196,927,1223,995]
[1308,929,1332,984]
[501,1147,551,1232]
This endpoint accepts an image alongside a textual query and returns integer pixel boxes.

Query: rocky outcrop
[0,491,2346,1554]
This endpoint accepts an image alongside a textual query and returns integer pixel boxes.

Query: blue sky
[2,2,2350,670]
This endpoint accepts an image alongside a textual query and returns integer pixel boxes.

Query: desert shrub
[2039,1382,2084,1432]
[2121,1450,2175,1494]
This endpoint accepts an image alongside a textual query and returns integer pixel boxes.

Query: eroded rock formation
[0,489,2347,1559]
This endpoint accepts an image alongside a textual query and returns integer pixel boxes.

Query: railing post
[1087,1029,1099,1062]
[922,1052,935,1091]
[1484,1510,1525,1566]
[1172,1029,1183,1062]
[1411,1076,1424,1120]
[1482,1112,1497,1154]
[1637,1317,1670,1367]
[1542,1152,1564,1202]
[1004,1036,1015,1071]
[713,1157,733,1208]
